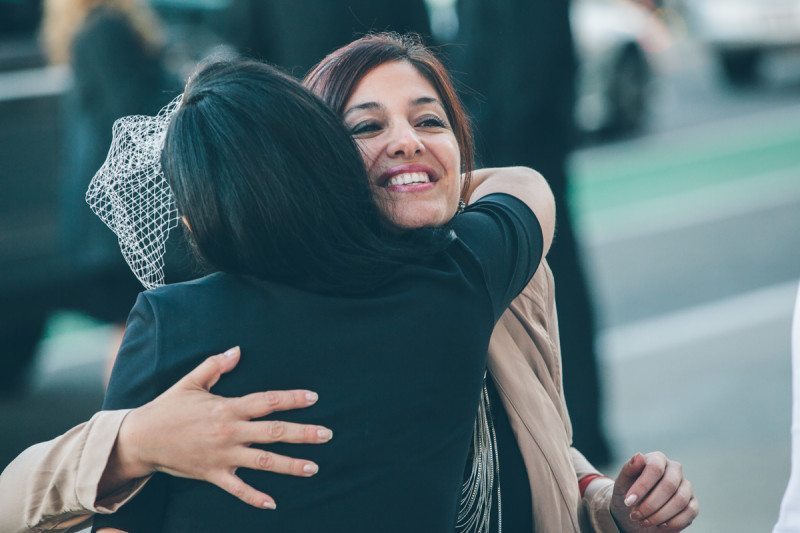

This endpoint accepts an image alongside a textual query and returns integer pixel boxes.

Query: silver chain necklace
[455,374,502,533]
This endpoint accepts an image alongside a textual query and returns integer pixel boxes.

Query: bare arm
[465,167,555,256]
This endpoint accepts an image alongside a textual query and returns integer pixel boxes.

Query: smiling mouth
[384,172,432,187]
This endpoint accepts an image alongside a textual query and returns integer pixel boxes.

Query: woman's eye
[417,116,447,128]
[349,121,381,135]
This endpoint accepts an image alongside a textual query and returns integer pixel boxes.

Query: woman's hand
[101,347,332,510]
[610,452,699,531]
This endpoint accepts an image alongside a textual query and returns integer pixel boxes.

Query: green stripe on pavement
[571,125,800,215]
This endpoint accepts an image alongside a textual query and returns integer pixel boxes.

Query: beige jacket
[488,260,618,532]
[0,410,149,532]
[0,262,618,532]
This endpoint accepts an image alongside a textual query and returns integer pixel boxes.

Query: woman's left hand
[609,452,699,531]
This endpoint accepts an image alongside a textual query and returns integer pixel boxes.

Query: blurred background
[1,0,799,530]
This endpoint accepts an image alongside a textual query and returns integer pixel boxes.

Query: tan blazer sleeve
[0,410,151,533]
[571,448,620,533]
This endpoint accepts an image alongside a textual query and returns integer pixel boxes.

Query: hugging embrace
[0,34,697,533]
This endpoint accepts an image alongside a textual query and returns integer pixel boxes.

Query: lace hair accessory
[86,94,183,290]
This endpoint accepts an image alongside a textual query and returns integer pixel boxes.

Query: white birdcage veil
[86,93,183,289]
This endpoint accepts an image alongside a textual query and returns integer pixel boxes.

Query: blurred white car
[571,0,668,134]
[676,0,800,84]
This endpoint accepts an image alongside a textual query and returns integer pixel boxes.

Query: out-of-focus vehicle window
[674,0,800,86]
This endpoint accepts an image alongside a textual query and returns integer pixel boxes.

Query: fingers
[240,420,333,445]
[213,472,277,510]
[622,451,668,508]
[233,389,319,419]
[175,347,241,392]
[658,496,699,530]
[615,453,647,499]
[238,448,320,478]
[635,478,694,528]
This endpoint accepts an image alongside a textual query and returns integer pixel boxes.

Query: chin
[389,204,454,229]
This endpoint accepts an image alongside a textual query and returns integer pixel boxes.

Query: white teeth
[386,172,431,187]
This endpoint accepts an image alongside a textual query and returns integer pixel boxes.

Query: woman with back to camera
[91,56,552,531]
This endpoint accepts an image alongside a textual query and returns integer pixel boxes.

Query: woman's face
[343,61,461,228]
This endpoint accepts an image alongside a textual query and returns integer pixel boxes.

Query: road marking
[579,163,800,245]
[0,65,71,102]
[572,101,800,188]
[600,279,799,363]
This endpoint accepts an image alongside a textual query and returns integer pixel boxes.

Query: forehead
[345,60,441,109]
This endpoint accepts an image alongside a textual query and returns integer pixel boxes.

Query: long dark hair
[162,59,448,294]
[304,32,474,198]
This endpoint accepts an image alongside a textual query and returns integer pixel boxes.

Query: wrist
[96,408,153,500]
[116,407,156,478]
[579,473,605,498]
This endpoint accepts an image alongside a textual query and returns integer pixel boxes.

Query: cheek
[355,138,380,170]
[437,136,461,193]
[436,135,460,172]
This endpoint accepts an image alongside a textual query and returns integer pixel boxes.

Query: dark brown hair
[163,59,449,294]
[304,32,474,197]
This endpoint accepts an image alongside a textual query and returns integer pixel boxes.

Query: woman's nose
[386,126,425,158]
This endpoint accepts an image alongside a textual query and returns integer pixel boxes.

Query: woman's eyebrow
[411,96,440,107]
[343,101,382,118]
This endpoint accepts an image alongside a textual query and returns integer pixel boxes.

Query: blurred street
[1,26,799,533]
[572,36,800,531]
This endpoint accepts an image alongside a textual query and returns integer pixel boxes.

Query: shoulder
[143,272,239,306]
[137,272,241,315]
[453,193,540,238]
[450,193,542,265]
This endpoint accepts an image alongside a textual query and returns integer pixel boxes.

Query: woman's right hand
[102,346,332,510]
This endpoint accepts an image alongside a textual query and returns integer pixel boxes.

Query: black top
[485,375,533,533]
[94,194,542,533]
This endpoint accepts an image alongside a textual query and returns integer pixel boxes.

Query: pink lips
[386,182,435,193]
[378,163,438,193]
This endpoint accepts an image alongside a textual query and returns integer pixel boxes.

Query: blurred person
[92,57,554,530]
[41,0,181,373]
[213,0,431,74]
[456,0,613,466]
[774,282,800,532]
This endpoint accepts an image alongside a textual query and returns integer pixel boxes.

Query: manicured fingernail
[630,511,642,521]
[317,428,333,440]
[303,463,319,474]
[624,494,638,507]
[224,346,239,358]
[263,500,276,510]
[305,392,318,403]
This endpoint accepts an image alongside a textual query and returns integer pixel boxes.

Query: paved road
[569,38,800,531]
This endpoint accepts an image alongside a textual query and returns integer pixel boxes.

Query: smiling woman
[304,32,699,533]
[343,61,463,227]
[305,35,474,230]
